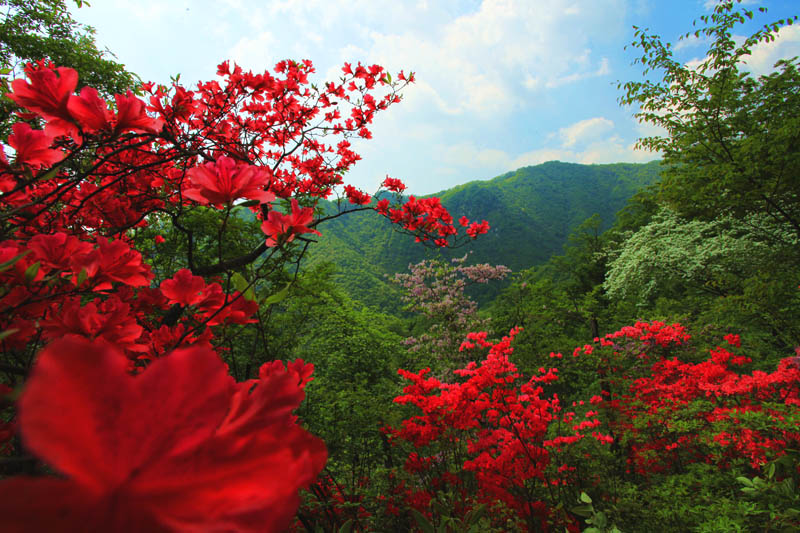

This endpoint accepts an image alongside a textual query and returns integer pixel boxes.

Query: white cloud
[558,117,614,147]
[441,143,513,170]
[673,33,710,52]
[682,24,800,79]
[333,0,626,116]
[545,57,610,88]
[509,115,656,169]
[703,0,756,10]
[510,136,653,168]
[741,25,800,76]
[436,116,654,181]
[228,32,277,72]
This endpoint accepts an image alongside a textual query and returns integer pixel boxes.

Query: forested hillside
[310,160,659,311]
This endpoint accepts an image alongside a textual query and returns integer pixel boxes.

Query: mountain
[308,160,661,312]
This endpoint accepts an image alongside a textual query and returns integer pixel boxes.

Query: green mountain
[309,160,661,312]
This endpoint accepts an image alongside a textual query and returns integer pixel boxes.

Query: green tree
[1,0,138,132]
[619,0,800,241]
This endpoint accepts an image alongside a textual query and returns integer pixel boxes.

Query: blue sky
[70,0,800,194]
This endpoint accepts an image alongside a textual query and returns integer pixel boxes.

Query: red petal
[0,477,169,533]
[19,338,233,492]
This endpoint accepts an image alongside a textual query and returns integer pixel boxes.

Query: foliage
[308,161,660,311]
[0,0,138,134]
[388,321,800,532]
[604,208,795,303]
[620,0,800,240]
[390,255,510,373]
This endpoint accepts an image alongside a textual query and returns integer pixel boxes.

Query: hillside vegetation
[310,160,660,311]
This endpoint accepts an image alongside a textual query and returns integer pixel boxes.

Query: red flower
[261,199,320,247]
[114,91,164,135]
[343,184,371,205]
[40,296,147,354]
[375,197,390,214]
[7,123,63,169]
[67,86,112,132]
[72,237,152,290]
[183,156,275,207]
[8,65,77,122]
[381,175,406,193]
[466,220,490,238]
[159,268,207,306]
[724,333,741,348]
[0,337,326,532]
[28,232,93,272]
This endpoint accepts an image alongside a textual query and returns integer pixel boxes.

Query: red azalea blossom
[72,237,153,290]
[67,86,112,133]
[7,122,63,169]
[343,184,371,205]
[261,199,320,246]
[159,268,207,306]
[114,90,164,135]
[0,337,326,532]
[381,175,406,193]
[183,156,275,207]
[8,64,77,122]
[375,197,390,214]
[40,296,147,354]
[28,232,93,272]
[466,220,490,238]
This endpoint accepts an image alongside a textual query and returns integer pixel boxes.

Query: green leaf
[0,328,19,342]
[76,268,88,287]
[431,499,449,518]
[0,250,31,273]
[580,492,593,504]
[594,511,608,528]
[263,282,291,306]
[737,476,754,487]
[24,261,40,283]
[464,503,486,525]
[338,519,354,533]
[571,504,593,518]
[767,461,776,479]
[409,509,435,533]
[231,272,249,293]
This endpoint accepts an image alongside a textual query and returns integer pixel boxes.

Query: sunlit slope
[309,160,660,311]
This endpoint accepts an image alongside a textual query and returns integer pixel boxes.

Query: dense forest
[1,0,799,532]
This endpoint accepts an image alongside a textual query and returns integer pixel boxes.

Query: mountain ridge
[308,160,661,312]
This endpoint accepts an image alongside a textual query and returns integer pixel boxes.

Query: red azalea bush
[388,321,800,531]
[0,58,486,531]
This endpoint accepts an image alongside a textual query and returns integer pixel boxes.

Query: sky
[69,0,800,195]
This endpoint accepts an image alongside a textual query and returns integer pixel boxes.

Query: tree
[604,208,800,357]
[619,0,800,241]
[604,208,790,303]
[0,54,483,531]
[0,0,138,133]
[390,255,509,374]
